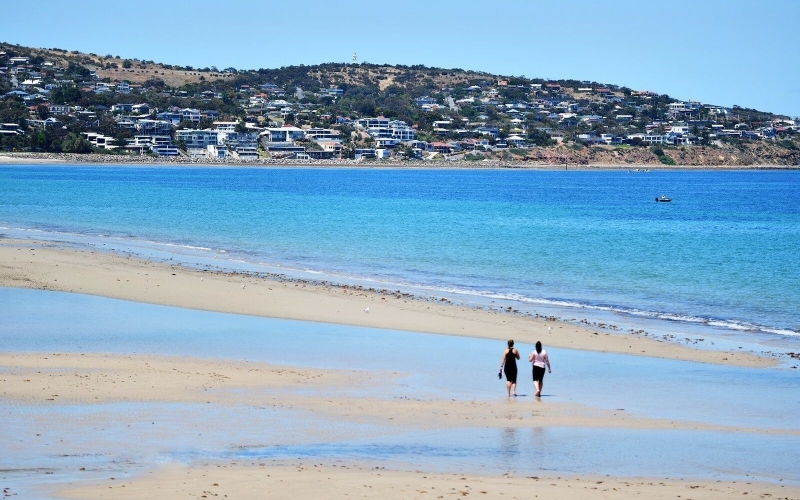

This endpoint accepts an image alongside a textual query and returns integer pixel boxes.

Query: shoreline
[4,238,798,500]
[0,237,776,368]
[1,152,797,170]
[53,460,800,500]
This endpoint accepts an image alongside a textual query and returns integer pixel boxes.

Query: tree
[0,98,29,128]
[112,134,130,150]
[61,133,93,153]
[66,62,91,80]
[36,105,49,120]
[122,60,132,69]
[527,128,555,147]
[50,86,82,104]
[177,119,197,130]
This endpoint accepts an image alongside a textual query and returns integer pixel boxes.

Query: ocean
[1,165,799,350]
[2,165,800,496]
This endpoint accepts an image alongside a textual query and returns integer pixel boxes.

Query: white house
[262,125,305,143]
[176,129,218,149]
[180,108,202,123]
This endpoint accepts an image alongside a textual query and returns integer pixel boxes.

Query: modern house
[263,125,305,143]
[176,129,218,149]
[136,119,172,137]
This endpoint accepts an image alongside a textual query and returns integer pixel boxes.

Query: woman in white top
[528,341,551,397]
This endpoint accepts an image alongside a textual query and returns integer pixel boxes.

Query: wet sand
[0,238,773,368]
[54,461,800,500]
[3,352,792,435]
[2,237,796,499]
[2,350,796,499]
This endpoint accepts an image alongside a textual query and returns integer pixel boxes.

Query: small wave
[3,225,797,339]
[160,242,214,252]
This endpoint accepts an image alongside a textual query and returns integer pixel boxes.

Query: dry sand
[54,461,800,500]
[0,238,774,368]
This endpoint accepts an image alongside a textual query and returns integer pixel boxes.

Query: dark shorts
[504,366,517,384]
[532,365,546,383]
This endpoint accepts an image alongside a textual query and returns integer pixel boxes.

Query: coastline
[0,237,775,367]
[1,152,797,170]
[3,239,798,500]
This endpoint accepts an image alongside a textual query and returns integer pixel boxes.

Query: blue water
[1,165,799,342]
[4,288,800,430]
[2,287,800,493]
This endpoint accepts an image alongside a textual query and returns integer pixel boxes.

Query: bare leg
[506,380,512,397]
[511,382,517,397]
[534,380,541,397]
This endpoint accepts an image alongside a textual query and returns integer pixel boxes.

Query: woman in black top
[499,339,520,397]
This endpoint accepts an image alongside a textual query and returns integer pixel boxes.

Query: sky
[4,0,799,117]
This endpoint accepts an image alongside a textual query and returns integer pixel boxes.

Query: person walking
[499,339,520,397]
[529,341,551,397]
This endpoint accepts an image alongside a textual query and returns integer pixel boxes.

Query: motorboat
[655,195,672,202]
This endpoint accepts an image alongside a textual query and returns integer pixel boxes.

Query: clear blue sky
[4,0,799,117]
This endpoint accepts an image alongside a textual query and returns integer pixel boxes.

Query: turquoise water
[4,288,799,428]
[2,288,799,490]
[1,165,799,343]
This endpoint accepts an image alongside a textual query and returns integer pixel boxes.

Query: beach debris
[241,284,246,289]
[364,307,370,313]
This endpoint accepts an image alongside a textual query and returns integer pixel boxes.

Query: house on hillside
[136,119,172,137]
[262,125,305,143]
[111,103,133,113]
[180,108,201,123]
[156,111,182,125]
[46,103,70,115]
[176,129,218,150]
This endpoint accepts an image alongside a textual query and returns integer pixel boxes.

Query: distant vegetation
[1,41,798,166]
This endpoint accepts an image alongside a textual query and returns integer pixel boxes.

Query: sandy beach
[54,461,800,500]
[2,237,797,499]
[0,238,773,367]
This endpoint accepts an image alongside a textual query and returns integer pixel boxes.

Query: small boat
[655,195,672,202]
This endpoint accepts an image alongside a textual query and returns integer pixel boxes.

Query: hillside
[1,41,797,166]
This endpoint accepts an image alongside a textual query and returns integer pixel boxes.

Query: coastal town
[1,43,799,166]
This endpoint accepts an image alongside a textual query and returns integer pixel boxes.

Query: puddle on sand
[3,288,800,498]
[224,426,800,484]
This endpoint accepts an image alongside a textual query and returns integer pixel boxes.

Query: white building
[305,128,340,140]
[356,118,414,143]
[180,108,202,123]
[176,129,218,149]
[262,126,305,143]
[81,132,116,150]
[136,119,172,137]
